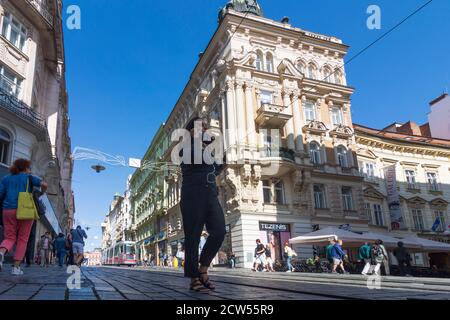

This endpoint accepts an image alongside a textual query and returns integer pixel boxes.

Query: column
[292,90,304,152]
[283,90,295,150]
[234,81,247,157]
[244,81,256,149]
[225,80,237,161]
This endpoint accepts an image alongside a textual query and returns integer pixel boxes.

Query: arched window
[256,51,264,71]
[323,67,333,83]
[309,142,321,165]
[266,52,274,73]
[0,128,11,165]
[334,70,343,85]
[307,63,317,79]
[336,145,349,168]
[296,61,306,75]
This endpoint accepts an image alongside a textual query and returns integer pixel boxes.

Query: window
[262,132,272,157]
[1,12,27,52]
[323,67,333,83]
[307,64,317,79]
[412,209,425,231]
[309,142,321,165]
[427,172,439,191]
[373,204,384,226]
[364,203,372,221]
[360,162,376,178]
[296,62,305,75]
[405,170,417,189]
[260,90,273,105]
[256,51,264,71]
[341,187,354,211]
[434,211,446,232]
[336,146,349,168]
[274,181,285,205]
[0,65,22,98]
[314,184,326,209]
[331,106,343,126]
[334,70,343,85]
[266,53,274,73]
[304,100,316,121]
[263,180,272,203]
[0,128,11,165]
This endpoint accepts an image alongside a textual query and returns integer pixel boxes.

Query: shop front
[258,222,291,261]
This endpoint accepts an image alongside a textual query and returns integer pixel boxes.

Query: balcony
[260,147,295,162]
[0,86,47,135]
[25,0,54,27]
[255,103,292,128]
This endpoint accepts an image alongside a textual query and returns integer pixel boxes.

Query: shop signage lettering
[259,222,290,232]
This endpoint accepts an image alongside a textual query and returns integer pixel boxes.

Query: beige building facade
[355,122,450,269]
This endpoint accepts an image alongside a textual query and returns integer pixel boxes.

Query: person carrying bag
[0,159,48,276]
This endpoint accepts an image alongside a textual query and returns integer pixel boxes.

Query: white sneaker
[286,270,292,272]
[0,252,4,271]
[292,268,296,272]
[11,267,23,276]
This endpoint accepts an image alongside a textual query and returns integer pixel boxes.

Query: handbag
[16,175,39,220]
[30,176,46,217]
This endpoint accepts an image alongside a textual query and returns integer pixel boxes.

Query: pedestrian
[326,240,336,267]
[39,232,51,267]
[358,242,372,275]
[65,232,74,266]
[393,241,411,276]
[284,241,297,272]
[265,243,275,272]
[24,221,36,267]
[228,251,236,269]
[331,239,348,274]
[54,233,66,267]
[0,158,48,276]
[70,225,87,267]
[179,117,226,293]
[252,239,267,272]
[371,239,388,276]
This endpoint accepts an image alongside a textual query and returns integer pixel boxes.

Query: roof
[429,93,449,106]
[354,123,450,148]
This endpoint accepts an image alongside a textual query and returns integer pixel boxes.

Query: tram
[102,241,137,266]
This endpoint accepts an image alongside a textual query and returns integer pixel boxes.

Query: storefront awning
[143,236,156,245]
[401,236,450,253]
[289,227,367,245]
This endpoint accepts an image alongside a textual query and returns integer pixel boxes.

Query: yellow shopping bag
[16,176,39,220]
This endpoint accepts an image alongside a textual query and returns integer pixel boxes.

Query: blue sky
[64,0,450,251]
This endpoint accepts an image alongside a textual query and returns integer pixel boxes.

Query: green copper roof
[219,0,263,22]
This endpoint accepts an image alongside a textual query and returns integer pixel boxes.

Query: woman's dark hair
[375,239,383,245]
[9,158,31,175]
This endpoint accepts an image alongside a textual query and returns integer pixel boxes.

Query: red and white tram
[102,241,137,266]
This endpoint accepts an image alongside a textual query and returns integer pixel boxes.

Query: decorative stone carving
[240,164,252,185]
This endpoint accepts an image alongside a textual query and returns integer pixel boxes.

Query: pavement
[0,264,449,300]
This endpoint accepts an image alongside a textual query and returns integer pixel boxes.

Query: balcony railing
[26,0,54,27]
[260,147,295,161]
[0,86,47,130]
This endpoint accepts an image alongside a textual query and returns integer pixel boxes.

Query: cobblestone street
[0,265,449,300]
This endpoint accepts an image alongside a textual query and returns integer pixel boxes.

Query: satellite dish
[91,164,106,173]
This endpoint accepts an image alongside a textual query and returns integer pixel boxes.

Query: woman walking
[179,117,226,293]
[0,159,47,275]
[284,241,297,272]
[371,239,388,276]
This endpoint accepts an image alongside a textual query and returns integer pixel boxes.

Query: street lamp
[91,164,106,173]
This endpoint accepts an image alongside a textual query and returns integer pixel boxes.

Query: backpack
[372,245,384,259]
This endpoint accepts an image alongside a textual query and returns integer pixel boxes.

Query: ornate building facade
[0,0,73,255]
[129,0,368,268]
[355,122,450,268]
